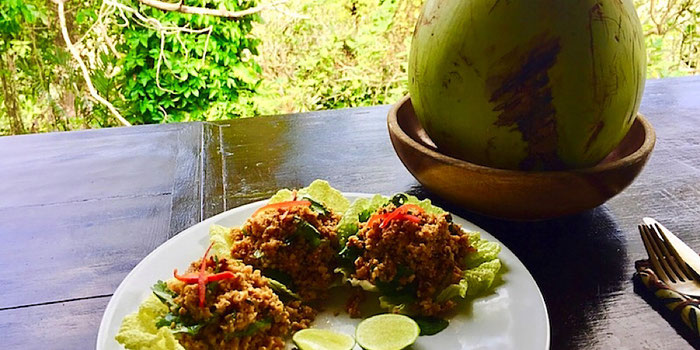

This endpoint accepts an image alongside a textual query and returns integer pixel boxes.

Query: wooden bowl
[388,96,656,221]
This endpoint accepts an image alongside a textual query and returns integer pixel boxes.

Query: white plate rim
[97,192,550,349]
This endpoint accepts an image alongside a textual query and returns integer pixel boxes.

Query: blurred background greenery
[1,0,698,135]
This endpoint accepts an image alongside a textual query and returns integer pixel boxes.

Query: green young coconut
[408,0,646,170]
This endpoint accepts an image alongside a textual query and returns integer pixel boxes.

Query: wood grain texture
[0,123,202,310]
[0,77,697,349]
[0,296,109,350]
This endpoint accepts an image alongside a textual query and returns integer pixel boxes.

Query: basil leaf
[412,316,449,336]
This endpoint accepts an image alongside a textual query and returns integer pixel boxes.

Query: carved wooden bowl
[388,96,656,221]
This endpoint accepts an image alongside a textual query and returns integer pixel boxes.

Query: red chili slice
[251,200,312,217]
[197,243,214,307]
[378,204,425,228]
[174,269,199,283]
[206,271,236,282]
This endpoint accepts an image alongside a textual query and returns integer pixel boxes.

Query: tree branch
[139,0,289,18]
[53,0,131,126]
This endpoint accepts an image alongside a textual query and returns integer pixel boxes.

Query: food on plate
[115,180,503,349]
[115,245,314,350]
[336,194,502,317]
[228,197,341,301]
[355,314,419,350]
[292,328,355,350]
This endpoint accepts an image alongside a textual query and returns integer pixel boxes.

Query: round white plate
[97,193,550,349]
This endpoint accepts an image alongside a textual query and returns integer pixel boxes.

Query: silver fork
[639,223,700,298]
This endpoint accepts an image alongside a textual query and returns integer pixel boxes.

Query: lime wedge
[355,314,420,350]
[293,328,355,350]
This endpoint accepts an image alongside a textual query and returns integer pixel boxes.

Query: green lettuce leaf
[334,267,378,292]
[465,232,501,268]
[268,180,349,213]
[209,224,233,259]
[462,258,502,297]
[115,295,184,350]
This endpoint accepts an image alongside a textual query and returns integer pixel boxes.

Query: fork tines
[639,224,696,284]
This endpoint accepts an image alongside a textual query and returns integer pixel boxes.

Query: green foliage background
[1,0,698,135]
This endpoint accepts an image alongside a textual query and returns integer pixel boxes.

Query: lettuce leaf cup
[227,180,349,301]
[336,193,502,317]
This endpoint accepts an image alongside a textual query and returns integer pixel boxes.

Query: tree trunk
[0,53,25,135]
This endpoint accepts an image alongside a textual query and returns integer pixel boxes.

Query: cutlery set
[637,218,700,335]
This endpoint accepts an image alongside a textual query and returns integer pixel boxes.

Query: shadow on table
[405,186,629,349]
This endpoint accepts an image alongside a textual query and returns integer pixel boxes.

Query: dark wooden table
[1,76,699,349]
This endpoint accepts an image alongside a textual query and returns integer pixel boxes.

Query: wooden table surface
[1,76,699,349]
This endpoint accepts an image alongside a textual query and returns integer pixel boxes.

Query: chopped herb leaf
[301,196,330,216]
[375,266,416,298]
[263,269,295,290]
[412,316,449,336]
[287,220,322,247]
[338,244,362,268]
[155,313,205,335]
[212,256,221,273]
[226,319,272,339]
[358,209,372,222]
[253,249,264,259]
[268,278,301,300]
[206,281,219,294]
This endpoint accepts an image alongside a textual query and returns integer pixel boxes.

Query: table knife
[643,217,700,278]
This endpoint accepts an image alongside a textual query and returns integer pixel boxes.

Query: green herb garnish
[389,193,408,206]
[151,281,207,336]
[286,220,322,247]
[226,319,272,339]
[411,316,449,336]
[301,196,330,216]
[358,209,372,222]
[338,244,362,268]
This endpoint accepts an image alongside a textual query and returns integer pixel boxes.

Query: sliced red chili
[174,269,199,283]
[379,204,425,228]
[397,214,421,223]
[367,213,387,227]
[198,243,214,307]
[252,200,312,217]
[366,204,425,228]
[206,271,236,282]
[172,243,237,307]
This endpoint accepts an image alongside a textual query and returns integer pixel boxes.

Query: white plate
[97,193,550,349]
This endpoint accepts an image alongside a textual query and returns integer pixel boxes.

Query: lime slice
[293,328,355,350]
[355,314,420,350]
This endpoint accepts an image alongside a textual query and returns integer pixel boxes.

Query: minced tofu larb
[229,202,341,301]
[346,203,474,316]
[164,257,315,350]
